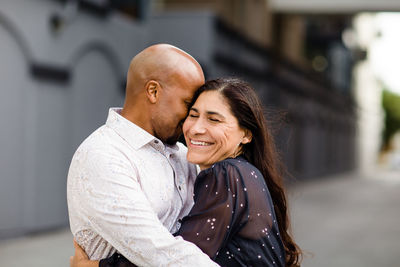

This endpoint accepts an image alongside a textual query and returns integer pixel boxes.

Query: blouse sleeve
[175,162,248,260]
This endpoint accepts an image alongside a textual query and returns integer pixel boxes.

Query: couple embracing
[67,44,302,267]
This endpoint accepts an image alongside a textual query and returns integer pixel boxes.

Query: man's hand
[70,240,99,267]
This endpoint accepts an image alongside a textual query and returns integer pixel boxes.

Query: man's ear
[241,129,252,144]
[146,80,161,104]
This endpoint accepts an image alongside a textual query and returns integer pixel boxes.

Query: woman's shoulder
[221,156,258,172]
[223,156,252,168]
[201,156,259,179]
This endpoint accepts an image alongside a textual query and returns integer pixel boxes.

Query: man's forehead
[180,89,196,101]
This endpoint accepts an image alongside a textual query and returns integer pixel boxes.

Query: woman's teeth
[190,140,211,146]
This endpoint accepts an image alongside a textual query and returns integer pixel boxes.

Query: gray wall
[0,0,147,238]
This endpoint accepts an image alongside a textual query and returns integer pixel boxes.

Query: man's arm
[72,148,218,267]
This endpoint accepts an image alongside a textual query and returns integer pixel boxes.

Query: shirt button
[178,185,182,191]
[154,140,159,144]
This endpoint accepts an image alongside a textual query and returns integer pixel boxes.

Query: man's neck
[121,107,154,137]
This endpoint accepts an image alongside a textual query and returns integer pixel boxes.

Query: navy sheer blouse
[100,157,285,267]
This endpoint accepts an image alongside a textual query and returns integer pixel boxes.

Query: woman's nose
[190,118,207,134]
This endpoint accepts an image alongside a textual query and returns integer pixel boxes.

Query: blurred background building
[1,0,400,254]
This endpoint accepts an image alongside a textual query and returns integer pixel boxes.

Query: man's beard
[165,133,181,145]
[165,123,183,145]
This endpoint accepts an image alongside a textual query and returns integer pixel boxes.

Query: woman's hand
[70,240,99,267]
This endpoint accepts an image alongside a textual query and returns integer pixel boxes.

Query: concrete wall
[352,13,385,174]
[0,0,147,238]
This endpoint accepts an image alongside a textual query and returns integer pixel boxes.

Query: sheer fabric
[100,157,285,267]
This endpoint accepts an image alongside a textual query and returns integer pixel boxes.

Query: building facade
[1,0,364,238]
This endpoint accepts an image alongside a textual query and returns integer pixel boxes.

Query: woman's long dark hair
[191,78,302,266]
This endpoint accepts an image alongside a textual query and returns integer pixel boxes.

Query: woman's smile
[188,139,214,147]
[183,90,250,170]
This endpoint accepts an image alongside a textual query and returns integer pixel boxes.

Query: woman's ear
[241,129,252,144]
[146,80,161,104]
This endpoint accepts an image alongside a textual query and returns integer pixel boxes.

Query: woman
[71,78,302,266]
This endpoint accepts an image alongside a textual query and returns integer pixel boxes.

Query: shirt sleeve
[174,162,248,259]
[73,147,218,267]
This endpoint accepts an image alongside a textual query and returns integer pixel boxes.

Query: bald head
[125,44,204,100]
[121,44,205,143]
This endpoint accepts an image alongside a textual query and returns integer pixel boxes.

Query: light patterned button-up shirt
[67,108,217,266]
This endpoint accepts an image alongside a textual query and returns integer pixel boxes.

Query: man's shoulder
[74,124,124,155]
[68,124,134,177]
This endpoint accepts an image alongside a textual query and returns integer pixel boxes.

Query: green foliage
[382,89,400,149]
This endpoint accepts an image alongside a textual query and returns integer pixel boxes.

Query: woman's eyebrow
[190,108,226,119]
[206,111,226,119]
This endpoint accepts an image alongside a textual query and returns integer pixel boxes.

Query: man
[67,44,218,266]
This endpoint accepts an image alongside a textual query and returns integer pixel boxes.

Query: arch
[69,40,125,82]
[0,10,33,62]
[69,46,125,151]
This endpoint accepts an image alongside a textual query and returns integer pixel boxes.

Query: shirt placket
[151,140,184,209]
[167,152,186,203]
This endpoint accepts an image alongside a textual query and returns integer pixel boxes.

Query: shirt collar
[105,108,180,153]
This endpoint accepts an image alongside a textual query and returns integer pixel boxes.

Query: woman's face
[183,90,250,170]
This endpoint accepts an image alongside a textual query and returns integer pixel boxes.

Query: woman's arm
[70,240,99,267]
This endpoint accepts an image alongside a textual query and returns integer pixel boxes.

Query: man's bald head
[125,44,204,99]
[121,44,205,144]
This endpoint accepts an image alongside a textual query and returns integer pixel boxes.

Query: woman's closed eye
[209,117,221,122]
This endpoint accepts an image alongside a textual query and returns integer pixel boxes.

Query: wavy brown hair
[191,78,302,266]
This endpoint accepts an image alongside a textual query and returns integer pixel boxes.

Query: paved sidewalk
[0,228,73,267]
[289,169,400,267]
[0,169,399,267]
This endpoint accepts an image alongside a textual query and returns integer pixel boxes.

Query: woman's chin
[187,155,210,169]
[187,156,205,166]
